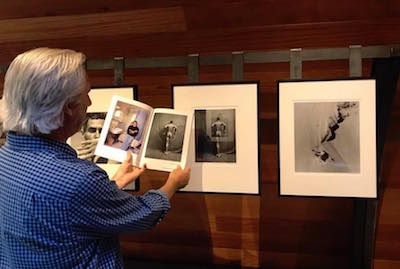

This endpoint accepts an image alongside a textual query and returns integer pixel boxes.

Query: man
[211,117,226,157]
[76,112,106,162]
[163,120,177,154]
[0,48,190,269]
[121,120,139,151]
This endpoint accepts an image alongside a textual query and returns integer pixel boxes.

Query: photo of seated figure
[120,120,140,151]
[104,101,148,154]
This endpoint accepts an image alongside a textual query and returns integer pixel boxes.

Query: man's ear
[63,101,76,117]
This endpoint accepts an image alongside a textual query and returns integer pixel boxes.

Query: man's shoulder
[0,145,108,201]
[31,151,107,199]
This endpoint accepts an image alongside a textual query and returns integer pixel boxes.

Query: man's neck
[43,127,70,142]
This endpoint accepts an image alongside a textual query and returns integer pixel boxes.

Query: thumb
[175,165,182,171]
[124,151,132,164]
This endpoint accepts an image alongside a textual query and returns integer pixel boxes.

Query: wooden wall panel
[1,19,398,63]
[0,7,186,43]
[0,1,400,268]
[0,1,184,20]
[1,2,400,63]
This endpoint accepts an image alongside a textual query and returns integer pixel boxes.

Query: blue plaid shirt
[0,132,170,268]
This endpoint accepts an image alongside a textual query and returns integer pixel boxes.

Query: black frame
[171,81,261,195]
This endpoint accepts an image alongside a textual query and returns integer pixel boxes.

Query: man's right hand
[160,165,191,199]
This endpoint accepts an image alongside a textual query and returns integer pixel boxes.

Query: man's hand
[112,151,146,189]
[77,139,98,160]
[160,165,191,199]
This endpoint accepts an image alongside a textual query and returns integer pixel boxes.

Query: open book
[94,95,193,172]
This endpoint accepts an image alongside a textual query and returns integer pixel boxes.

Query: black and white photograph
[294,101,359,173]
[195,108,236,163]
[102,100,150,154]
[70,112,108,163]
[173,82,260,194]
[145,113,187,162]
[278,79,377,198]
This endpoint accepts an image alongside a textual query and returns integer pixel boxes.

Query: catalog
[95,95,193,172]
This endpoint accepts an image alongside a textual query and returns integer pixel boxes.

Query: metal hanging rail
[1,44,399,75]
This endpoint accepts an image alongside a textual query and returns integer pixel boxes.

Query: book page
[95,95,153,165]
[139,108,193,172]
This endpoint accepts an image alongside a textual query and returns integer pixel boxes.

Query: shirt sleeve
[68,169,170,238]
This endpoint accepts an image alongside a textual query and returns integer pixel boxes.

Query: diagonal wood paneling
[0,7,186,43]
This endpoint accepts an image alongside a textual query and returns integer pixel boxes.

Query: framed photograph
[68,86,139,191]
[278,79,377,198]
[172,82,260,195]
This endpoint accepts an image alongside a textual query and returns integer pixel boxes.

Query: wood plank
[259,251,351,269]
[120,241,230,265]
[374,259,400,269]
[122,229,259,250]
[0,7,186,43]
[375,224,400,242]
[381,142,400,188]
[0,1,184,20]
[121,242,352,268]
[0,20,399,63]
[260,185,353,222]
[377,188,400,224]
[184,1,400,30]
[374,242,400,260]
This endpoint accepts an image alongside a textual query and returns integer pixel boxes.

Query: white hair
[3,47,86,135]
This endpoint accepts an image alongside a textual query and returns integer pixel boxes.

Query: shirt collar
[5,131,77,157]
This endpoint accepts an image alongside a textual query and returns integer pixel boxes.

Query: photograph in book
[294,101,360,173]
[145,113,187,162]
[95,96,193,172]
[103,100,150,154]
[195,108,236,163]
[95,96,152,165]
